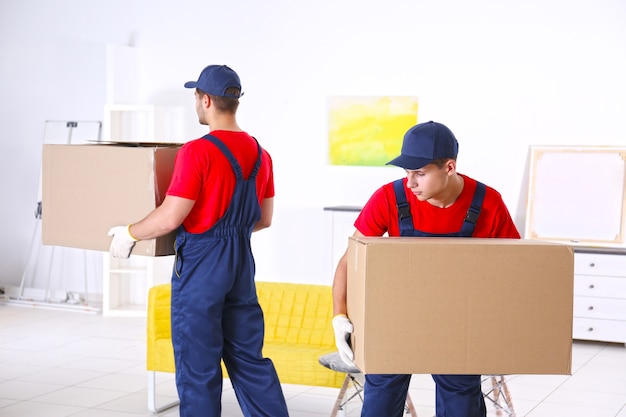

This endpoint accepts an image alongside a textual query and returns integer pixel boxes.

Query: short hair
[431,157,457,168]
[197,88,240,113]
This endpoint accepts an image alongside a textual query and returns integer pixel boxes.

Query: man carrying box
[108,65,289,417]
[331,121,521,417]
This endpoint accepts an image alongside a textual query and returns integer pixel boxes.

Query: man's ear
[445,159,457,175]
[202,94,211,109]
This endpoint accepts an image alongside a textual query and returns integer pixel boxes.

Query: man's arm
[108,195,194,259]
[332,230,365,316]
[253,197,273,232]
[331,230,364,366]
[129,195,195,240]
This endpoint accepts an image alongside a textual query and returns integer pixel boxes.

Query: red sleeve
[354,184,397,236]
[476,189,521,239]
[262,150,275,199]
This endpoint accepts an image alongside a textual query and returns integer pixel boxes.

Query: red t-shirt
[166,130,275,234]
[355,174,520,238]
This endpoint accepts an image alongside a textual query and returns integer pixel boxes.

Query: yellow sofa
[146,281,344,412]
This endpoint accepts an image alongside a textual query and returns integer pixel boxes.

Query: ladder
[6,120,103,313]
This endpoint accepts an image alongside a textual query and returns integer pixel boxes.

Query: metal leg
[404,392,418,416]
[7,120,102,313]
[17,211,42,301]
[330,374,353,417]
[147,372,179,413]
[330,373,418,417]
[483,375,516,417]
[499,376,516,417]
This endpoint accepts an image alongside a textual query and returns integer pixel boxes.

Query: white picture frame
[525,146,626,246]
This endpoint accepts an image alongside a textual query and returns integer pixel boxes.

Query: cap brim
[184,81,197,88]
[386,155,432,170]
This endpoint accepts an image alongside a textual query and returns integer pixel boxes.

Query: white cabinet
[573,251,626,344]
[102,253,174,316]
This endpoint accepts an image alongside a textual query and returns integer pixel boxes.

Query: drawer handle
[588,262,595,268]
[588,306,594,311]
[588,284,595,289]
[587,327,594,332]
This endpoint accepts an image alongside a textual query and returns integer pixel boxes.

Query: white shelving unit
[103,104,183,143]
[100,103,183,316]
[102,254,174,317]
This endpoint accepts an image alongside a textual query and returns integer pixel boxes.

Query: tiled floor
[0,304,625,417]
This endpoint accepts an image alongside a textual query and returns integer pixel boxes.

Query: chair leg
[499,377,516,417]
[485,375,516,417]
[330,375,351,417]
[490,376,502,416]
[147,371,180,413]
[330,373,367,417]
[405,392,418,416]
[330,374,418,417]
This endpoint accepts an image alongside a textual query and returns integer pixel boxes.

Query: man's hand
[108,225,138,259]
[332,314,356,366]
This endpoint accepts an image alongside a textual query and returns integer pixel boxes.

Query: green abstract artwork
[327,96,418,166]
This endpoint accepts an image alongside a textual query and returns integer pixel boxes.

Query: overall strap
[202,134,243,180]
[458,181,486,237]
[249,137,263,180]
[393,179,414,235]
[202,134,263,180]
[394,179,486,237]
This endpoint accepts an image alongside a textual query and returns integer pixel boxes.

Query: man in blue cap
[331,121,520,417]
[108,65,289,417]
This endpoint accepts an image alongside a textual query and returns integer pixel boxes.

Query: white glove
[332,314,356,367]
[108,225,138,259]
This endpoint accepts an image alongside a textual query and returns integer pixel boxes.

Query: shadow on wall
[515,147,532,237]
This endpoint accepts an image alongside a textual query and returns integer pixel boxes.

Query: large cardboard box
[42,143,181,256]
[347,237,574,375]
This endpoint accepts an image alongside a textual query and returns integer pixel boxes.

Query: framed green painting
[327,96,418,166]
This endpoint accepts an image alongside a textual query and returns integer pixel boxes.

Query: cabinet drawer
[575,253,626,277]
[574,274,626,297]
[573,317,626,343]
[573,296,626,320]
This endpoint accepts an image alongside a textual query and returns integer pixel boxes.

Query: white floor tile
[93,392,153,414]
[0,399,16,409]
[544,387,626,412]
[32,386,130,408]
[61,357,141,374]
[17,368,102,386]
[0,380,65,401]
[525,401,618,417]
[69,409,155,417]
[0,401,83,417]
[0,360,46,380]
[76,373,147,392]
[0,304,625,417]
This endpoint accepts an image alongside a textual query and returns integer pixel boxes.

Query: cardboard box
[347,237,574,375]
[42,143,181,256]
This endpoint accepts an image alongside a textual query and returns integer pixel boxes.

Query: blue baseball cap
[386,121,458,170]
[184,65,242,98]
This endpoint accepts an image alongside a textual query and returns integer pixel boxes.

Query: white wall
[1,0,625,292]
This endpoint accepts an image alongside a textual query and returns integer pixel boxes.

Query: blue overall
[361,179,487,417]
[170,134,288,417]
